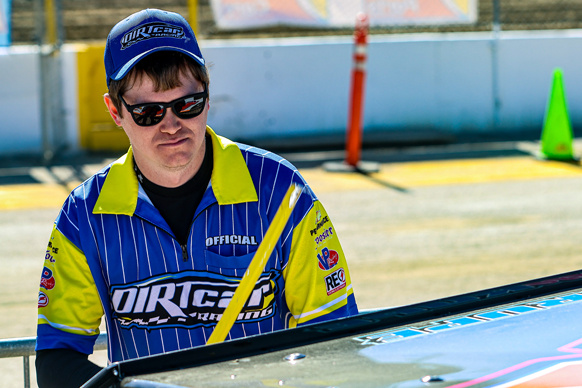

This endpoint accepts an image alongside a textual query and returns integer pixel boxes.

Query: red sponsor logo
[40,267,55,290]
[38,292,49,308]
[318,247,339,270]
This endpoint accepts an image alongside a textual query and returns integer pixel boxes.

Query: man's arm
[36,349,102,388]
[36,222,105,386]
[283,199,358,327]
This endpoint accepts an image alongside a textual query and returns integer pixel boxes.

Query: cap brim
[110,46,205,82]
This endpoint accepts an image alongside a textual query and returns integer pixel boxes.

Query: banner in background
[210,0,478,29]
[0,0,11,46]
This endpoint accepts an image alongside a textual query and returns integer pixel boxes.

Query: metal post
[23,356,30,388]
[0,334,107,388]
[37,0,67,163]
[491,0,501,130]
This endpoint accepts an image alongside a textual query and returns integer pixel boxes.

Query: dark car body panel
[83,270,582,388]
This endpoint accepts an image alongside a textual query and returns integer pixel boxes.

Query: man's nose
[159,108,182,133]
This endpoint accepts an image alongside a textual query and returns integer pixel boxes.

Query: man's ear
[103,93,123,126]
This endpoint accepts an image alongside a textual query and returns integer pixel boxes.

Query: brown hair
[108,51,210,116]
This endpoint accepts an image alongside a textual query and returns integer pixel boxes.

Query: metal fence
[0,333,107,388]
[9,0,582,44]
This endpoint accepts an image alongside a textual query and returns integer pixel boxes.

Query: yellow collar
[93,126,258,215]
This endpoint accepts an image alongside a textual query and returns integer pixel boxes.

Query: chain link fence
[9,0,582,45]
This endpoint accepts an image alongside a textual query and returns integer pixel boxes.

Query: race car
[84,268,582,387]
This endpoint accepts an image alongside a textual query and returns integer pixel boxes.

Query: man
[35,8,358,387]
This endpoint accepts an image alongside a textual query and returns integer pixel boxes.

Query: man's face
[109,71,209,186]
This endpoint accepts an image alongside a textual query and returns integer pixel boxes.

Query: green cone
[540,68,576,161]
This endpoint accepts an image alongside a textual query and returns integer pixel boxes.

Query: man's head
[103,9,211,188]
[104,8,209,116]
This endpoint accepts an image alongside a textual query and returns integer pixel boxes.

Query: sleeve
[36,349,102,388]
[282,199,358,328]
[36,223,104,355]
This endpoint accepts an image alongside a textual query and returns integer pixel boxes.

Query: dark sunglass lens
[174,96,205,118]
[132,105,165,126]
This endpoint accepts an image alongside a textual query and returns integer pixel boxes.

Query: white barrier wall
[0,46,42,154]
[0,45,78,155]
[205,29,582,142]
[2,29,582,155]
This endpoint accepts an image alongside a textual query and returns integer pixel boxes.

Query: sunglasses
[119,84,208,127]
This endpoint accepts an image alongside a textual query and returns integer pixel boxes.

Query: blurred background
[9,0,582,43]
[3,0,582,160]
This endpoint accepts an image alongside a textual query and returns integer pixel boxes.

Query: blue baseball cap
[104,8,205,86]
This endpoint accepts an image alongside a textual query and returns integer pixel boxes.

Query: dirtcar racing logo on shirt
[120,22,185,50]
[110,271,277,329]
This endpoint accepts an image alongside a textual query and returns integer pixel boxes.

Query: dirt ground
[2,147,582,387]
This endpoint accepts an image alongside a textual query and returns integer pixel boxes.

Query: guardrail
[0,333,107,388]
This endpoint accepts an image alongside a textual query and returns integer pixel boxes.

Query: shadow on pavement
[0,129,577,187]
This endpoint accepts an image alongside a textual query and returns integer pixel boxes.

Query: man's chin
[161,152,198,170]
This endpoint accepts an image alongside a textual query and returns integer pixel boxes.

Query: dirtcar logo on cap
[121,22,185,50]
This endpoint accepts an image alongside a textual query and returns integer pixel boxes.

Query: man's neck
[138,162,202,188]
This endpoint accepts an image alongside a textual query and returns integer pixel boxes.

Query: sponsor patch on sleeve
[40,267,55,290]
[317,247,339,271]
[324,268,346,296]
[38,291,49,308]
